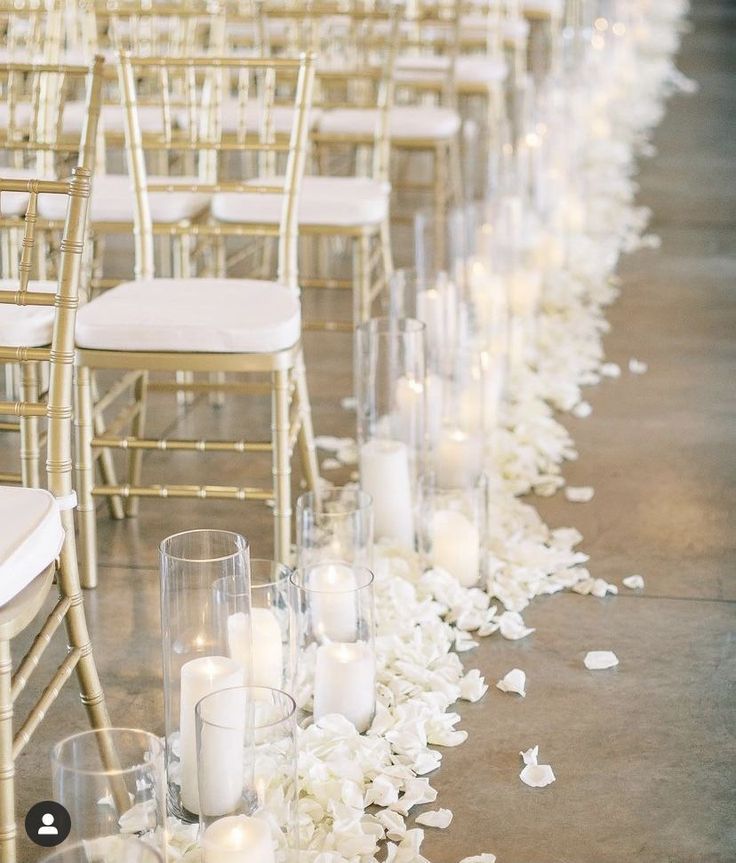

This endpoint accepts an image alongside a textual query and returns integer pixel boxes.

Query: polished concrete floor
[7,1,736,860]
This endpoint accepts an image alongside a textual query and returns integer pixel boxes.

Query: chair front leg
[0,639,16,863]
[125,371,148,518]
[74,365,99,590]
[293,351,320,497]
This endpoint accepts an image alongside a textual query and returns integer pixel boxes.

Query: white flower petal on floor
[628,358,648,374]
[565,485,595,503]
[623,574,645,589]
[601,362,622,378]
[497,611,535,640]
[458,855,496,863]
[520,763,557,788]
[572,400,593,418]
[584,650,620,670]
[496,668,527,697]
[415,809,453,828]
[520,745,539,766]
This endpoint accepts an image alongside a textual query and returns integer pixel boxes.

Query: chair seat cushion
[395,53,507,86]
[521,0,563,16]
[38,174,211,225]
[0,486,63,607]
[460,15,530,44]
[211,175,390,228]
[318,106,461,142]
[75,278,301,353]
[61,102,164,135]
[0,279,56,347]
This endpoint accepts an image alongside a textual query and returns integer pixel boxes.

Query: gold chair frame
[74,52,320,589]
[0,58,111,863]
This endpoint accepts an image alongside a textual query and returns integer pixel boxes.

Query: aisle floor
[9,1,736,860]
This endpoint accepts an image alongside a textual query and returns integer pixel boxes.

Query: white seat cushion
[212,175,389,229]
[318,106,461,142]
[0,486,63,607]
[37,174,211,225]
[460,14,530,44]
[395,53,507,86]
[61,102,164,136]
[521,0,563,16]
[0,279,56,347]
[75,278,301,353]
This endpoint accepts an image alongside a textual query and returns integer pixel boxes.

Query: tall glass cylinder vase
[160,530,251,821]
[291,565,376,733]
[196,686,298,863]
[50,729,166,854]
[355,318,426,551]
[296,487,374,568]
[213,560,296,695]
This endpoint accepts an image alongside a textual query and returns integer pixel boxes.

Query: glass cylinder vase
[291,565,376,733]
[420,477,488,589]
[296,487,374,569]
[213,559,296,695]
[160,530,251,821]
[50,729,166,854]
[355,317,426,551]
[196,686,298,863]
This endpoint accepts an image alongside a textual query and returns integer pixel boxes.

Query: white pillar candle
[227,609,283,690]
[202,814,275,863]
[430,509,480,587]
[395,375,424,442]
[313,642,375,733]
[179,656,244,815]
[308,563,358,642]
[359,439,414,549]
[416,288,443,356]
[435,429,481,488]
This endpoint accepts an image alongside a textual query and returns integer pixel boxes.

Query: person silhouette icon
[25,800,71,847]
[37,813,59,836]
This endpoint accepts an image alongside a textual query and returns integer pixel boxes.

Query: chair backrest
[0,58,103,501]
[0,59,104,180]
[255,2,401,183]
[0,0,65,63]
[118,52,316,292]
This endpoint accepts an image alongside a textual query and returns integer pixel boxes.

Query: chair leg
[125,371,148,518]
[0,639,16,863]
[19,362,40,488]
[271,368,292,566]
[293,351,320,496]
[91,372,124,521]
[74,365,99,590]
[449,136,464,210]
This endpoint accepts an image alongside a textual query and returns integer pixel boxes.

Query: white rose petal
[415,809,453,829]
[458,855,496,863]
[572,400,593,418]
[520,745,539,766]
[459,669,489,702]
[498,611,535,640]
[623,574,645,590]
[584,650,619,670]
[601,362,622,378]
[628,358,648,374]
[520,763,556,788]
[565,485,595,503]
[496,668,527,697]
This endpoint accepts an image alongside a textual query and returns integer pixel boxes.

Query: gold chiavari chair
[317,0,464,271]
[0,60,108,489]
[0,64,112,863]
[0,1,64,65]
[215,2,400,329]
[74,52,320,589]
[39,1,227,292]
